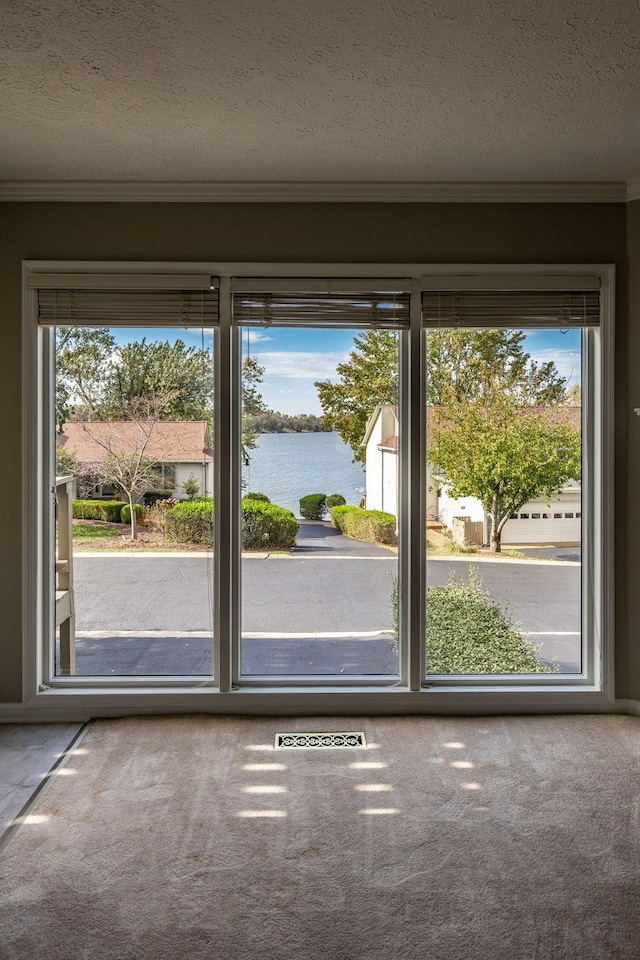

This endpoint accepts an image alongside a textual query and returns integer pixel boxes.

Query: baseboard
[624,699,640,716]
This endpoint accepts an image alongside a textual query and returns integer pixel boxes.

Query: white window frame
[21,261,615,718]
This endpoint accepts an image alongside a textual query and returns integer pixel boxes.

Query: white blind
[37,285,219,327]
[422,289,600,328]
[233,287,410,328]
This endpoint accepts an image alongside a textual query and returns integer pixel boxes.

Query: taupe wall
[0,201,631,704]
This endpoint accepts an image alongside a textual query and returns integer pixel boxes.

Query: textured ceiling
[1,0,640,182]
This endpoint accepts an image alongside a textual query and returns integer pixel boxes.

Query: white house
[363,404,582,546]
[57,420,214,501]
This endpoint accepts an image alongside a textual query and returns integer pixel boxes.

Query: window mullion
[408,280,425,691]
[214,278,233,692]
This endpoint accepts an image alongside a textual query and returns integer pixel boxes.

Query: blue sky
[112,326,582,416]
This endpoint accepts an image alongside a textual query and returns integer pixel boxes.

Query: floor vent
[274,731,367,750]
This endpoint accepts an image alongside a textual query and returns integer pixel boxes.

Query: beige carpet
[1,714,639,960]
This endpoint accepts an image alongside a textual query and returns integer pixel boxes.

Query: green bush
[330,505,396,545]
[242,500,298,549]
[329,504,360,533]
[299,493,327,520]
[72,499,128,523]
[243,492,270,503]
[325,493,346,509]
[164,500,214,545]
[391,572,554,674]
[120,503,145,525]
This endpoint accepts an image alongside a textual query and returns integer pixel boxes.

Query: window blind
[37,279,219,327]
[421,289,600,328]
[233,286,410,328]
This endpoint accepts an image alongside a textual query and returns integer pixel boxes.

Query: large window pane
[239,326,400,678]
[424,327,582,677]
[52,325,215,678]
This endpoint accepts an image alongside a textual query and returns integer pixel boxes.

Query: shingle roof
[57,421,212,463]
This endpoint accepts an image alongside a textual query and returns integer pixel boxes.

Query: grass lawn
[72,522,120,540]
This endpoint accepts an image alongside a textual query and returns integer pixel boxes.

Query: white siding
[380,450,398,515]
[172,462,213,498]
[438,487,485,529]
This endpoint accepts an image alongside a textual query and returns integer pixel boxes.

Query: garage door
[502,509,581,545]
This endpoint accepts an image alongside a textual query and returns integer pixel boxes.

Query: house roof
[57,421,213,463]
[366,403,581,453]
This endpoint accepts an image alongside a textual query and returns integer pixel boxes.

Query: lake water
[242,432,366,517]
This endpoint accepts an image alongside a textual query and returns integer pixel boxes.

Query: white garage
[501,498,582,545]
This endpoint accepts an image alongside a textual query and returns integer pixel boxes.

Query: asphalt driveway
[67,521,581,677]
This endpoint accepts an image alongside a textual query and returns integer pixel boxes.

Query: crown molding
[0,180,630,203]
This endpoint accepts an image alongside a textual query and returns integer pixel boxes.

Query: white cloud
[251,350,348,380]
[529,348,581,384]
[243,330,273,344]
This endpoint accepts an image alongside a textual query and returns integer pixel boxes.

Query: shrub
[330,505,396,545]
[391,571,554,674]
[142,490,174,506]
[181,474,200,499]
[72,499,129,523]
[145,498,178,533]
[299,493,327,520]
[242,500,298,549]
[120,503,145,525]
[329,504,360,533]
[325,493,346,510]
[164,499,214,545]
[243,492,270,503]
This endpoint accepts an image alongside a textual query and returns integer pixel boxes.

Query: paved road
[68,521,581,676]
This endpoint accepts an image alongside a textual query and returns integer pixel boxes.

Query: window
[24,263,614,710]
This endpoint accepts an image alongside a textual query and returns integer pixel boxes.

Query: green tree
[101,338,214,422]
[181,474,200,500]
[315,330,399,462]
[56,330,213,424]
[315,329,567,461]
[55,327,116,423]
[242,356,266,464]
[428,395,581,553]
[426,329,567,405]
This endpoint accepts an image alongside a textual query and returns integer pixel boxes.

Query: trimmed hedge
[163,497,298,550]
[164,499,214,545]
[299,493,327,520]
[242,500,298,549]
[243,492,270,503]
[391,572,554,674]
[73,499,129,523]
[325,493,346,510]
[330,505,397,545]
[120,503,145,525]
[329,504,359,533]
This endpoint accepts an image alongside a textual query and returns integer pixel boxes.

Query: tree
[55,327,115,424]
[315,329,567,461]
[428,395,581,553]
[426,329,567,405]
[101,338,213,422]
[315,330,399,462]
[241,356,266,465]
[181,474,200,500]
[76,392,180,540]
[56,329,213,424]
